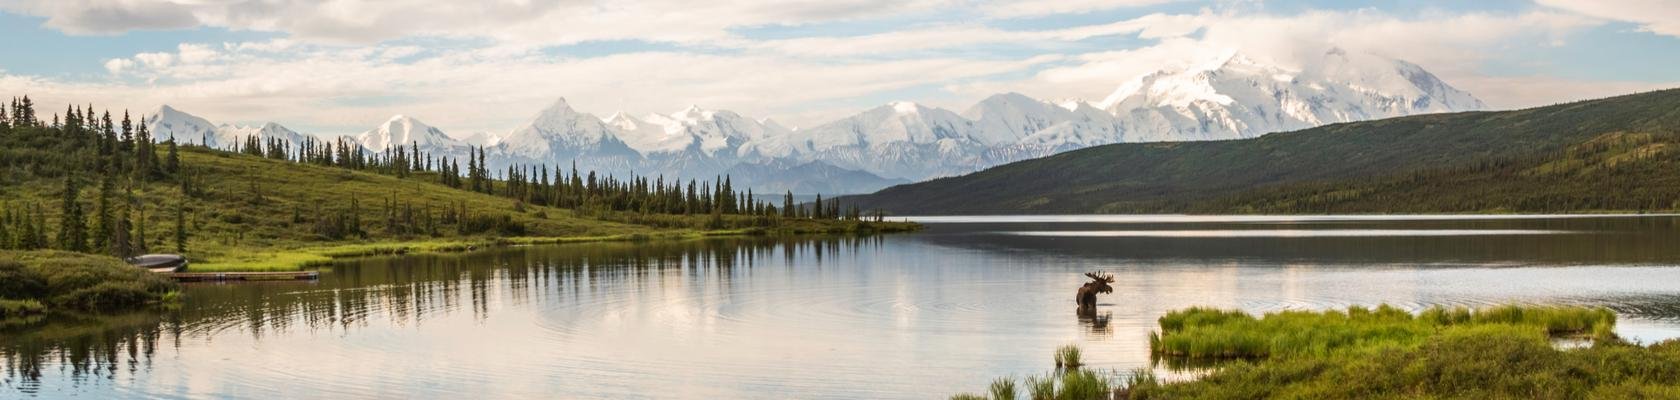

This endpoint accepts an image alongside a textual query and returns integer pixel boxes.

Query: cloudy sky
[0,0,1675,137]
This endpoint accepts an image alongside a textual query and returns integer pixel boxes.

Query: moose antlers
[1084,271,1115,283]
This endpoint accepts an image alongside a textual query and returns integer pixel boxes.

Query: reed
[1054,344,1083,368]
[988,377,1018,400]
[1026,375,1056,400]
[1054,369,1111,400]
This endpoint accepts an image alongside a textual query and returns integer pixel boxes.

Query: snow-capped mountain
[219,122,309,148]
[1099,48,1483,142]
[146,105,314,150]
[358,115,458,150]
[145,105,221,147]
[458,131,501,147]
[137,49,1483,195]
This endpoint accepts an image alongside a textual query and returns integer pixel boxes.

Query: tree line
[0,95,879,259]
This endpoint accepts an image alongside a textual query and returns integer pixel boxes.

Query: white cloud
[1449,75,1678,110]
[14,42,1056,134]
[0,1,1669,139]
[989,10,1605,106]
[0,0,958,45]
[103,58,135,74]
[978,0,1183,17]
[1537,0,1680,37]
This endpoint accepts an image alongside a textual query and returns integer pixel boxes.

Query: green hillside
[845,88,1680,214]
[0,99,912,271]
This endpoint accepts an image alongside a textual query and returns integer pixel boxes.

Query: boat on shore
[125,254,189,273]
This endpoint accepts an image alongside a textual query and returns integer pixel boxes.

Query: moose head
[1083,271,1115,293]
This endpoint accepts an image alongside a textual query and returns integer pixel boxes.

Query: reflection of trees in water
[0,235,885,387]
[1,311,170,393]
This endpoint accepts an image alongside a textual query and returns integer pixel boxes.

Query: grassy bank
[953,305,1680,400]
[188,219,915,272]
[0,250,178,317]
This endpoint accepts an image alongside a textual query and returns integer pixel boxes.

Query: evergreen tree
[134,196,149,255]
[56,173,88,252]
[91,177,113,252]
[111,186,134,257]
[174,200,188,253]
[166,134,180,173]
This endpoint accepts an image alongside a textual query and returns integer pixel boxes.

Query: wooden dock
[167,271,320,282]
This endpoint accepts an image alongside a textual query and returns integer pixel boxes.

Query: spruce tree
[91,177,113,251]
[175,201,188,253]
[57,173,88,252]
[111,186,134,257]
[166,135,180,173]
[135,198,149,255]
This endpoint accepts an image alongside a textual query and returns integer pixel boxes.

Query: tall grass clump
[1026,375,1056,400]
[1055,369,1111,400]
[948,394,986,400]
[989,377,1018,400]
[1151,304,1620,360]
[1054,344,1083,368]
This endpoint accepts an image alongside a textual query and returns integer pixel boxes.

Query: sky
[0,0,1676,138]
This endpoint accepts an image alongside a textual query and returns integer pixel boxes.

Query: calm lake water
[7,215,1680,399]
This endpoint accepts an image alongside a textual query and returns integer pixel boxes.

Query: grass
[0,250,178,315]
[4,147,917,272]
[989,377,1018,400]
[1054,344,1083,368]
[1149,304,1616,359]
[958,305,1671,400]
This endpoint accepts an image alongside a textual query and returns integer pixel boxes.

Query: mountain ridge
[837,88,1680,214]
[142,50,1483,194]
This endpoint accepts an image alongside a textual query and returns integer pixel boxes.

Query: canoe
[126,254,189,273]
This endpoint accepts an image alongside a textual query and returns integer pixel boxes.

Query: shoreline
[186,222,921,272]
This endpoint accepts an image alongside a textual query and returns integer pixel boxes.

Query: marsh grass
[989,377,1018,400]
[1151,304,1617,360]
[963,305,1660,399]
[1054,344,1083,368]
[1055,369,1111,399]
[948,394,986,400]
[1026,375,1056,400]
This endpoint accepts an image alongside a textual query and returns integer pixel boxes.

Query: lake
[6,215,1680,399]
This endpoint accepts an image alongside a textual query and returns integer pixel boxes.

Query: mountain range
[145,48,1483,194]
[839,88,1680,214]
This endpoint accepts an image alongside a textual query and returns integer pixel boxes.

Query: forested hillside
[844,89,1680,214]
[0,96,903,270]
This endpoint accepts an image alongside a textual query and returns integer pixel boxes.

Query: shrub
[0,260,46,299]
[0,251,177,314]
[0,299,45,318]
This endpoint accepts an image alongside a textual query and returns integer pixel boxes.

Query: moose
[1076,271,1115,314]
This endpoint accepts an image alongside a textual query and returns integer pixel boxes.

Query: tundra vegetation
[956,305,1680,399]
